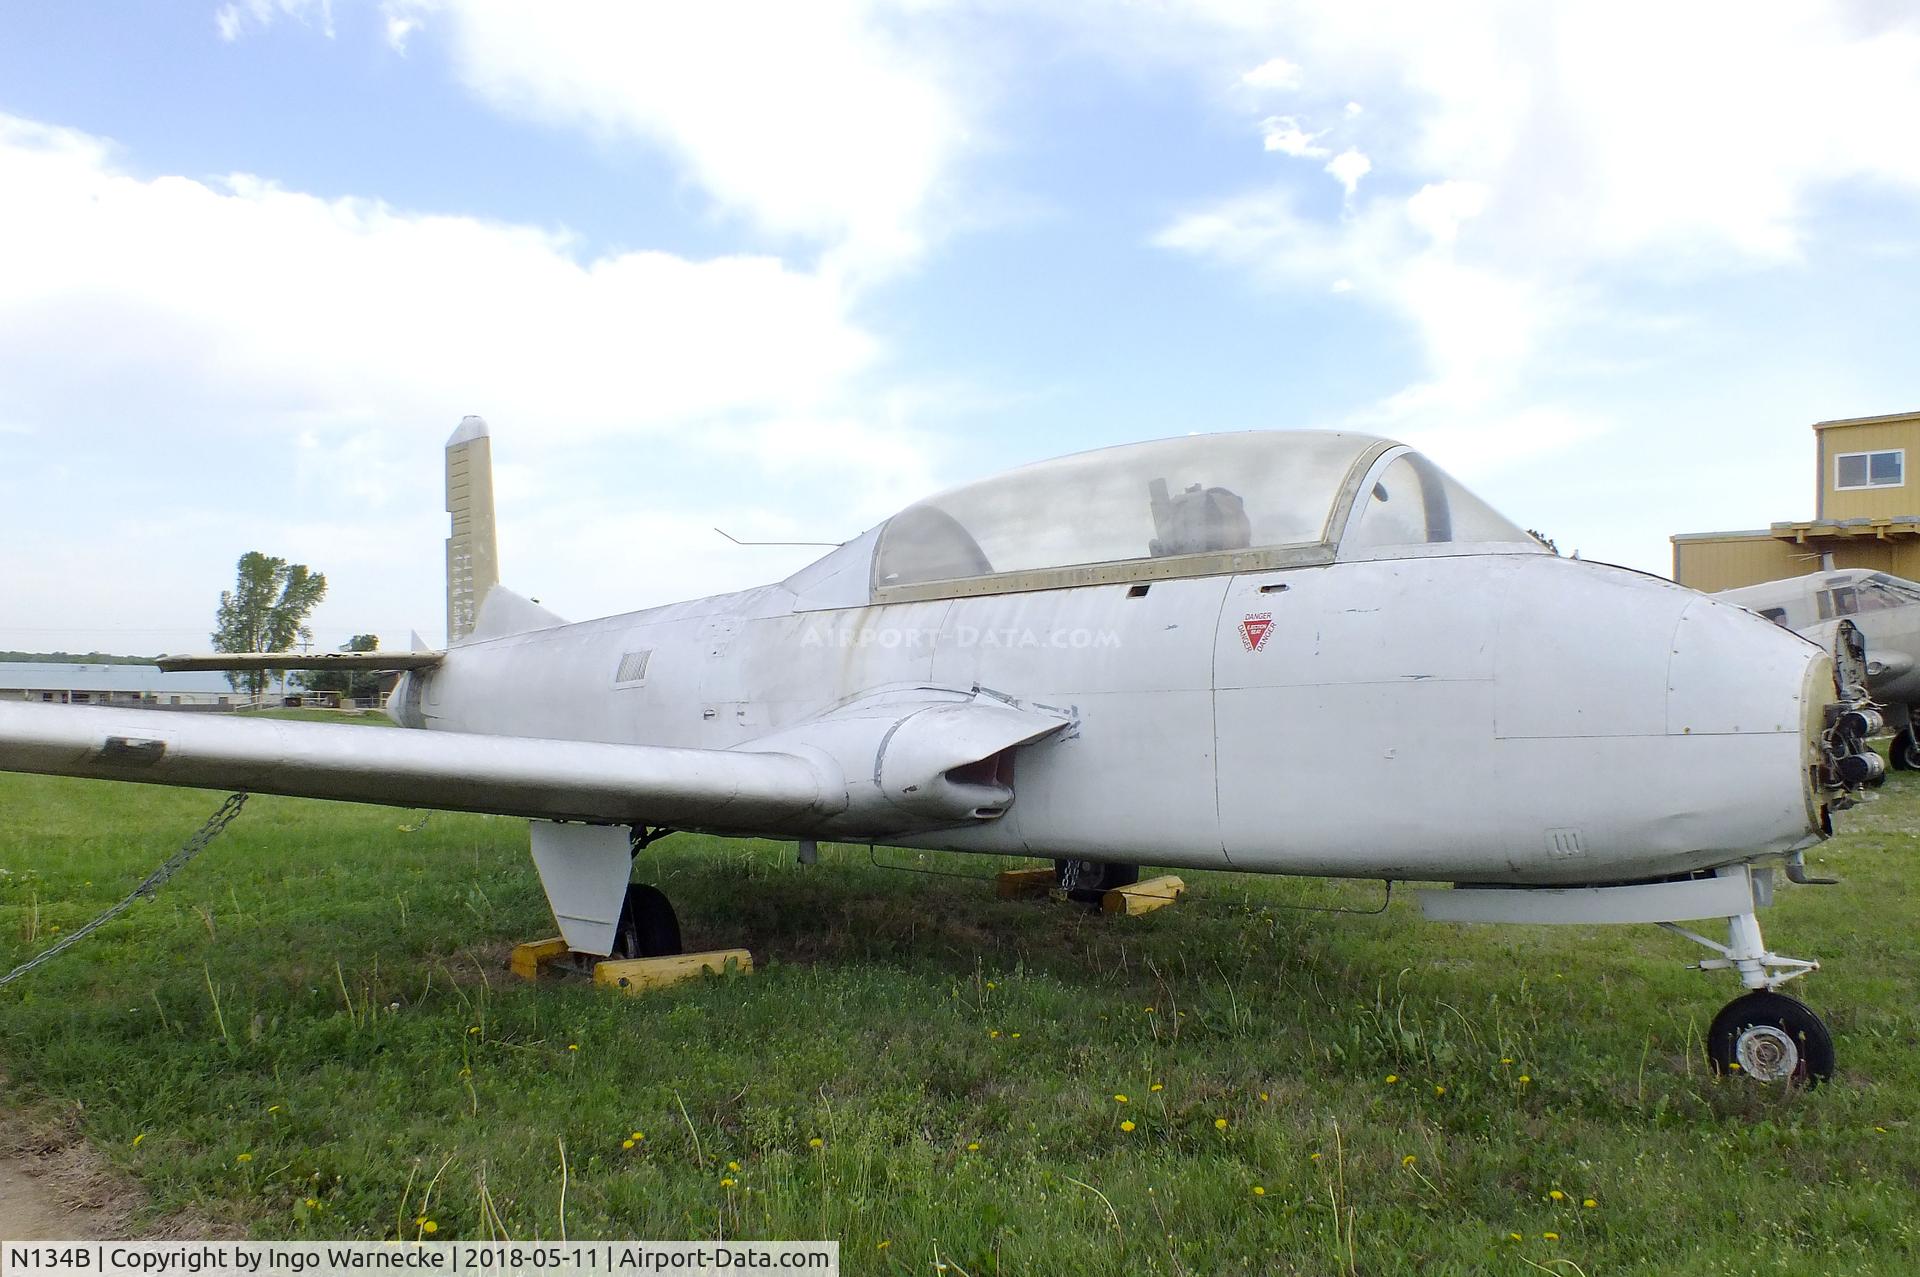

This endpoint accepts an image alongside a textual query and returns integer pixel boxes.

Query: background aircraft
[0,420,1884,1086]
[1720,569,1920,769]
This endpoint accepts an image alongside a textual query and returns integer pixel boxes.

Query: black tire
[1895,729,1920,771]
[1706,990,1835,1087]
[1053,859,1141,904]
[610,884,682,959]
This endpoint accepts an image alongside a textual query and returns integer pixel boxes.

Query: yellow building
[1672,410,1920,592]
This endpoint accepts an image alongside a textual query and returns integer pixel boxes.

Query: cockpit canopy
[866,431,1540,600]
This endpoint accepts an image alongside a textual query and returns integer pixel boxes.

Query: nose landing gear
[1660,904,1833,1087]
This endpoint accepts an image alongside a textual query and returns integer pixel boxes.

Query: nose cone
[1665,593,1826,845]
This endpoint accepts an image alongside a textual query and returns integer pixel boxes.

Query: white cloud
[378,1,966,275]
[1240,56,1302,90]
[1260,116,1327,158]
[214,0,334,43]
[1405,179,1488,247]
[1323,147,1370,197]
[0,115,876,441]
[0,114,939,647]
[384,13,419,52]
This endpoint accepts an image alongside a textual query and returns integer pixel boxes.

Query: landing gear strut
[1659,906,1834,1087]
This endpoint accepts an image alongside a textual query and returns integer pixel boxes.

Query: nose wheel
[1707,990,1835,1086]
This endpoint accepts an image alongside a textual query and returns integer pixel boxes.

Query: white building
[0,663,241,709]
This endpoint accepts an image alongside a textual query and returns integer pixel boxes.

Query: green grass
[1,758,1916,1274]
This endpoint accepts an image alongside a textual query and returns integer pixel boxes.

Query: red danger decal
[1239,613,1273,652]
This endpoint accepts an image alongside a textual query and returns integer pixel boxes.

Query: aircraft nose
[1666,594,1828,840]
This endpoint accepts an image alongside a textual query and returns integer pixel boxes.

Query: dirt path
[0,1147,119,1240]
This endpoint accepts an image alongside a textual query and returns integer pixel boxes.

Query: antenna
[713,528,844,548]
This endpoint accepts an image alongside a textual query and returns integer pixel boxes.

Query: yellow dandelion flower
[1150,1083,1163,1092]
[631,1132,645,1141]
[622,1140,634,1150]
[1543,1232,1559,1242]
[1114,1094,1129,1103]
[967,1142,980,1152]
[1549,1190,1564,1201]
[1402,1155,1417,1168]
[131,1134,145,1148]
[1874,1126,1888,1134]
[1144,1005,1156,1013]
[727,1161,741,1172]
[304,1198,319,1209]
[1251,1185,1266,1196]
[1010,1032,1021,1039]
[1385,1074,1399,1084]
[1434,1086,1446,1097]
[1259,1092,1270,1102]
[985,981,996,989]
[1120,1120,1136,1132]
[268,1105,282,1114]
[236,1153,253,1163]
[989,1030,1001,1039]
[1508,1233,1523,1242]
[422,1222,437,1235]
[468,1026,480,1035]
[1518,1075,1531,1085]
[1214,1118,1229,1130]
[720,1178,736,1188]
[809,1137,824,1149]
[1582,1199,1597,1209]
[567,1043,579,1052]
[1309,1152,1321,1161]
[1499,1057,1513,1065]
[876,1241,890,1250]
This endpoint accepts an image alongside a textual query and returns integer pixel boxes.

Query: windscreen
[1344,452,1542,553]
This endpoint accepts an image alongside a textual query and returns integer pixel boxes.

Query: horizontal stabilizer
[155,651,444,673]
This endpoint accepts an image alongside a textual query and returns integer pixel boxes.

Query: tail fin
[445,415,500,645]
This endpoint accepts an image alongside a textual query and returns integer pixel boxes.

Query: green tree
[295,633,381,702]
[211,552,328,698]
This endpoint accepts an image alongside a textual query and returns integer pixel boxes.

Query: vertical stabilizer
[445,415,500,645]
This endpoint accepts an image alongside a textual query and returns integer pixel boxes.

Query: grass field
[1,746,1916,1274]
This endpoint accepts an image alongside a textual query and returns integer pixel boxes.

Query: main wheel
[1706,990,1835,1086]
[610,883,682,959]
[1053,859,1141,904]
[1892,728,1920,771]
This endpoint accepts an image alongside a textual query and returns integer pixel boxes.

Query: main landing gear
[610,883,683,960]
[1054,858,1140,904]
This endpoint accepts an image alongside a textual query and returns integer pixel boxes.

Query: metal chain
[0,792,250,991]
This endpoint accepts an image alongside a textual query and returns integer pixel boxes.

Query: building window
[1835,449,1904,490]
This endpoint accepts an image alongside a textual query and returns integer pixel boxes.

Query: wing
[154,652,443,672]
[0,701,833,830]
[0,688,1069,838]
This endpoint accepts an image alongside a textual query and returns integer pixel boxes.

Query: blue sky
[3,1,1918,652]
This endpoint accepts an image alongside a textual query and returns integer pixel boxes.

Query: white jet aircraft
[1720,568,1920,769]
[0,421,1884,1085]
